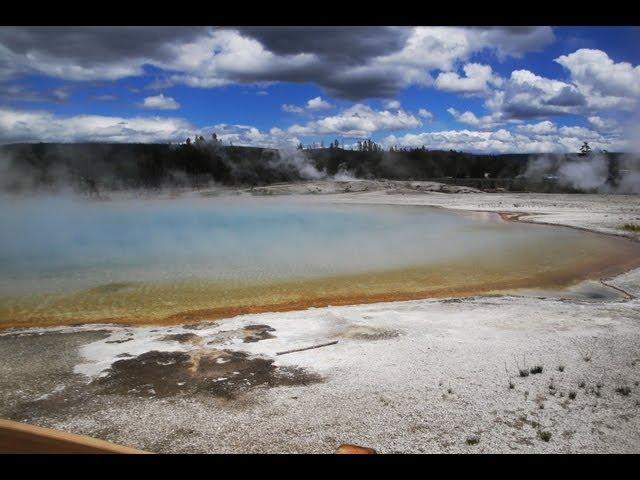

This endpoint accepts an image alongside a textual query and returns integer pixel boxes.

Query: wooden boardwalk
[0,419,149,454]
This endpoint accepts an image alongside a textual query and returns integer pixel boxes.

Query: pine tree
[579,141,592,156]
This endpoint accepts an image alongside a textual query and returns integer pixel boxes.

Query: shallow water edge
[2,200,639,330]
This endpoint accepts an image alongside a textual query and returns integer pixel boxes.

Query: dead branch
[276,340,339,356]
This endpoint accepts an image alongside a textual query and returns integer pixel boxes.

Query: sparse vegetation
[515,355,530,378]
[504,362,515,390]
[588,384,603,398]
[530,365,543,374]
[622,223,640,233]
[578,381,586,388]
[615,386,631,396]
[466,435,480,445]
[577,346,593,362]
[538,430,552,442]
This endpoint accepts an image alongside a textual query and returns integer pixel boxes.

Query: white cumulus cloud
[435,63,500,94]
[306,96,332,110]
[447,107,503,129]
[139,93,180,110]
[282,104,304,114]
[418,108,434,120]
[555,49,640,102]
[0,107,300,148]
[288,104,422,138]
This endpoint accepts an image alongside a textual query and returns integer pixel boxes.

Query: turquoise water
[0,193,616,295]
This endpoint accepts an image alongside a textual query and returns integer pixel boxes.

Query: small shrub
[558,365,565,372]
[578,381,585,388]
[530,365,543,374]
[466,435,480,445]
[539,403,544,409]
[519,369,530,378]
[509,381,515,389]
[616,386,631,396]
[447,388,453,394]
[538,430,552,442]
[568,391,577,400]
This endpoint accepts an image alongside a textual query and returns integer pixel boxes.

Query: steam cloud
[524,152,640,193]
[0,145,359,195]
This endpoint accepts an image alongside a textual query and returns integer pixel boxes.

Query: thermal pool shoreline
[1,187,639,453]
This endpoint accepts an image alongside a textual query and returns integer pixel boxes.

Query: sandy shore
[1,186,639,453]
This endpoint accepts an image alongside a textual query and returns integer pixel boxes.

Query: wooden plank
[0,418,150,454]
[336,444,377,454]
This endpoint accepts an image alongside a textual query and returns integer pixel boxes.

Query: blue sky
[1,26,639,153]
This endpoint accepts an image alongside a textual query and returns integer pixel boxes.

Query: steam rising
[267,148,325,180]
[0,195,614,299]
[524,113,640,194]
[524,152,640,193]
[0,145,356,195]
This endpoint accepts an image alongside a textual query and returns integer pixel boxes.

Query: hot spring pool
[1,194,639,328]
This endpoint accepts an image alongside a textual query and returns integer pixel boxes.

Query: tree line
[0,137,623,194]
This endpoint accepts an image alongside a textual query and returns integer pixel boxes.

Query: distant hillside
[0,142,630,194]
